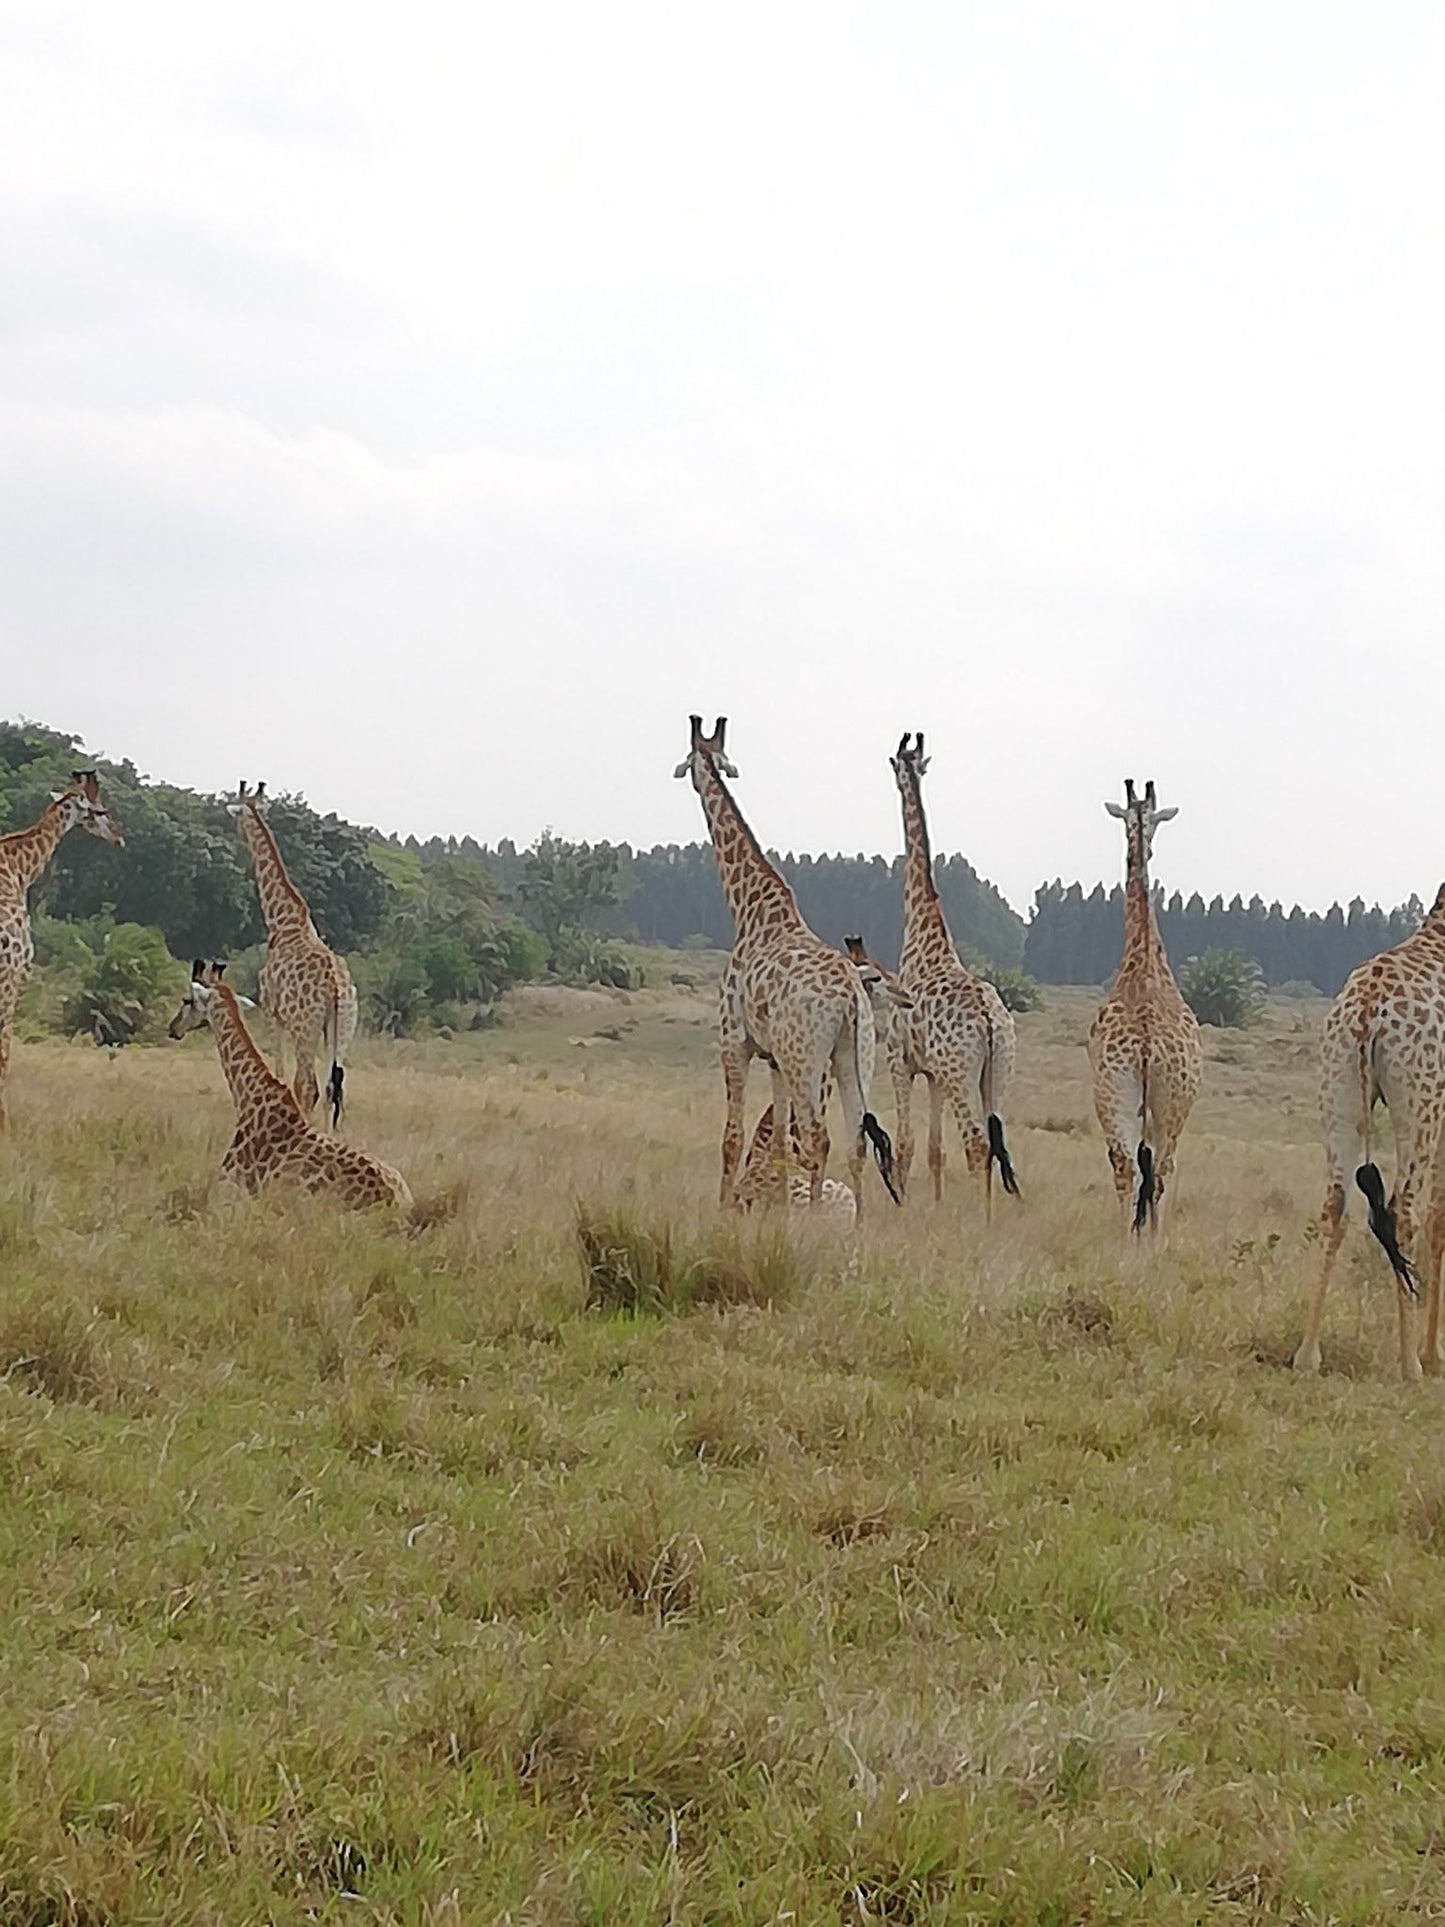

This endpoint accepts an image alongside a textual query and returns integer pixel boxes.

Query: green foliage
[517,834,628,968]
[1179,948,1267,1028]
[32,913,182,1043]
[552,927,639,990]
[962,947,1043,1013]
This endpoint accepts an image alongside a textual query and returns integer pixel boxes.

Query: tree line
[1024,880,1424,995]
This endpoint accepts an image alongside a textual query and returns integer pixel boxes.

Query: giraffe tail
[1355,1162,1416,1297]
[986,1114,1020,1198]
[1132,1143,1155,1233]
[862,1112,900,1204]
[325,992,345,1128]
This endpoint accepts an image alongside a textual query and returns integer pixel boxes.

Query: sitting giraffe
[876,734,1019,1213]
[0,771,123,1129]
[674,716,899,1215]
[230,781,358,1127]
[169,962,412,1212]
[1294,886,1445,1382]
[1088,779,1202,1232]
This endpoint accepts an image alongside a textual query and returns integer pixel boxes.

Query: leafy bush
[32,913,182,1043]
[552,927,638,990]
[1276,979,1324,1000]
[1179,948,1267,1028]
[961,947,1043,1013]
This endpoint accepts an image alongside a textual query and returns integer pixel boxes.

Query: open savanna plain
[7,974,1445,1924]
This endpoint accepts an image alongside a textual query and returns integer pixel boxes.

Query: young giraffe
[1089,779,1202,1233]
[735,942,914,1223]
[230,781,359,1127]
[169,962,412,1210]
[673,716,899,1215]
[880,734,1019,1212]
[1293,888,1445,1382]
[0,771,123,1130]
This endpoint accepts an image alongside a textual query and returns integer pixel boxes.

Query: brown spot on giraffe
[230,781,358,1127]
[879,733,1020,1213]
[0,771,123,1131]
[169,963,411,1211]
[673,716,898,1216]
[1088,778,1202,1234]
[1294,882,1445,1383]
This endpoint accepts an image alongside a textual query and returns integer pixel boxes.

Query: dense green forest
[1024,880,1424,994]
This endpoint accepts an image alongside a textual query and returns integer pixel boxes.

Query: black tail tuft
[1355,1162,1416,1296]
[862,1111,901,1204]
[1132,1143,1156,1234]
[986,1114,1020,1199]
[328,1061,345,1129]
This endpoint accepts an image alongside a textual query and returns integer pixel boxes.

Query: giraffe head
[843,935,915,1014]
[1105,778,1177,869]
[673,715,737,788]
[227,779,269,825]
[889,732,930,790]
[50,770,124,846]
[168,960,253,1038]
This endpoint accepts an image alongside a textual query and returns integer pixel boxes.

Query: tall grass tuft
[575,1202,813,1314]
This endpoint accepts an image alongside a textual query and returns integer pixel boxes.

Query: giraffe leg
[1293,1180,1348,1374]
[890,1059,915,1200]
[768,1062,792,1205]
[927,1078,945,1203]
[0,1020,10,1133]
[719,1043,751,1210]
[941,1072,992,1220]
[291,1027,323,1120]
[1393,1170,1425,1382]
[1423,1195,1444,1376]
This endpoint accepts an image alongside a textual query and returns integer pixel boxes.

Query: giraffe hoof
[1291,1341,1321,1375]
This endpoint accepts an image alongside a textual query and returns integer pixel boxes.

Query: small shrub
[1179,948,1266,1027]
[1275,978,1325,1000]
[576,1205,810,1314]
[961,947,1043,1013]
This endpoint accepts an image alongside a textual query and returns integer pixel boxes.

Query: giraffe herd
[0,737,1442,1379]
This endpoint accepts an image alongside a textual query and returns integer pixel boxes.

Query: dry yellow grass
[2,980,1444,1923]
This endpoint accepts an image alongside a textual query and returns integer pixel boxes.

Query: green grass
[1,989,1444,1921]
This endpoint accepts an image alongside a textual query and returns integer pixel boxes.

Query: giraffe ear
[1154,805,1178,824]
[843,935,868,962]
[1104,800,1128,820]
[191,959,205,980]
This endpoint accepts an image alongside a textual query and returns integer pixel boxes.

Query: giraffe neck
[896,766,954,972]
[1119,829,1167,975]
[0,798,69,897]
[205,985,299,1122]
[238,809,318,942]
[693,760,803,940]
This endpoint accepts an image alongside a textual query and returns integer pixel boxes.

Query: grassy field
[4,978,1445,1923]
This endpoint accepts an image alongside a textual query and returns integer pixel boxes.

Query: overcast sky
[4,2,1444,916]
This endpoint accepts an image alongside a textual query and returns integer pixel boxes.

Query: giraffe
[0,771,123,1130]
[879,734,1019,1212]
[1292,887,1445,1381]
[230,781,359,1127]
[673,716,899,1215]
[169,962,412,1211]
[1088,779,1202,1233]
[734,942,914,1223]
[734,1100,858,1222]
